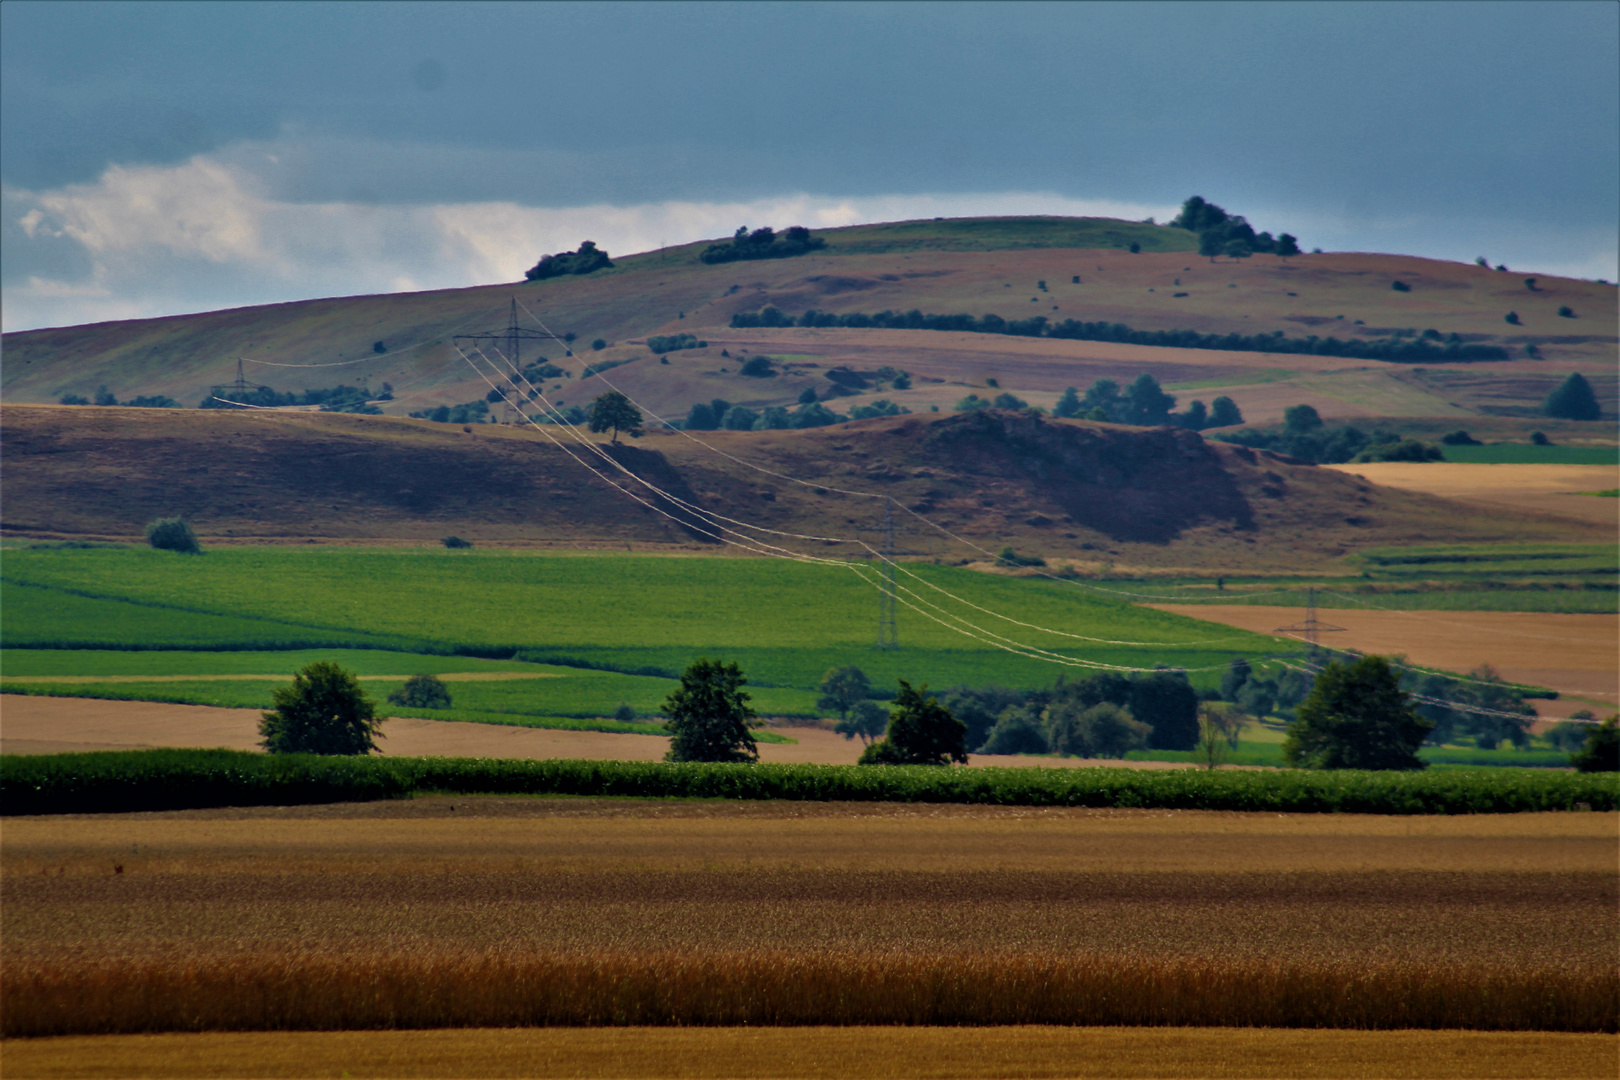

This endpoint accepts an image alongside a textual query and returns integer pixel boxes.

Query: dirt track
[0,695,1192,769]
[1150,606,1618,715]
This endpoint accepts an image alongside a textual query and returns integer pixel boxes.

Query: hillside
[1,405,1598,569]
[3,216,1614,436]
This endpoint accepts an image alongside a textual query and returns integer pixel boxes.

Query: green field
[0,547,1289,685]
[1438,444,1619,465]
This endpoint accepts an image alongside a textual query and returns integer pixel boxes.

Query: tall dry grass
[4,949,1615,1036]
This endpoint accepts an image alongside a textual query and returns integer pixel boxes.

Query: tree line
[730,307,1510,363]
[200,382,390,413]
[525,240,614,281]
[1170,195,1301,260]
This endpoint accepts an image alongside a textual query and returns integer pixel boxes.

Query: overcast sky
[3,0,1615,332]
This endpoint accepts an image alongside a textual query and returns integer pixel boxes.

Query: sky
[3,0,1616,332]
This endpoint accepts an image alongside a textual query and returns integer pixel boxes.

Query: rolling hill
[0,404,1600,570]
[3,216,1614,435]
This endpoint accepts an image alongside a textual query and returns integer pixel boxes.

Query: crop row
[3,749,1614,816]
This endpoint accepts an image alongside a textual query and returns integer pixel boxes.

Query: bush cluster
[6,748,1613,816]
[524,240,613,281]
[700,225,825,265]
[647,333,707,354]
[410,400,489,424]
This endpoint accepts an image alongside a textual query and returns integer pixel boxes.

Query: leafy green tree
[684,402,720,431]
[1221,657,1252,701]
[525,240,613,280]
[587,391,643,443]
[93,385,118,406]
[1284,403,1323,433]
[722,405,759,430]
[1177,399,1208,430]
[388,673,452,709]
[260,661,386,755]
[859,680,967,765]
[145,518,201,554]
[1052,386,1082,418]
[663,657,759,763]
[1047,701,1150,758]
[1211,396,1244,427]
[1283,656,1432,770]
[1275,233,1301,258]
[1570,716,1619,772]
[818,666,872,722]
[58,393,90,405]
[1199,230,1224,262]
[1121,373,1176,426]
[979,706,1050,755]
[1131,670,1200,750]
[1543,373,1601,421]
[836,700,890,746]
[752,406,791,430]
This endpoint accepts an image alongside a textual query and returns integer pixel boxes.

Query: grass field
[0,548,1290,694]
[5,1027,1615,1080]
[1439,445,1619,465]
[3,800,1614,1038]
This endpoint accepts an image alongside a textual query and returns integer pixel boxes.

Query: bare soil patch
[1149,607,1618,713]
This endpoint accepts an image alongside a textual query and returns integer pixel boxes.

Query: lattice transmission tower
[1273,587,1346,648]
[454,298,556,422]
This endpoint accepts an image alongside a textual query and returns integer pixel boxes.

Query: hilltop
[0,404,1598,569]
[3,215,1614,435]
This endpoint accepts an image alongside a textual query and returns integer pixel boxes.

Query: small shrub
[373,341,388,354]
[996,547,1046,568]
[738,355,776,377]
[1571,717,1618,772]
[612,702,637,723]
[58,394,90,405]
[1504,311,1521,325]
[1391,280,1410,292]
[388,674,451,709]
[1531,431,1551,446]
[591,338,607,351]
[441,536,473,549]
[1558,306,1575,318]
[1440,430,1481,445]
[145,518,201,554]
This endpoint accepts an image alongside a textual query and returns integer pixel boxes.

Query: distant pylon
[1273,587,1346,648]
[877,501,898,650]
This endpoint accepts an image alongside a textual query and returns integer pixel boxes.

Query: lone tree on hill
[145,517,201,554]
[663,657,759,763]
[859,680,968,766]
[388,673,452,709]
[1283,655,1432,770]
[1543,372,1601,421]
[260,661,386,755]
[588,391,644,443]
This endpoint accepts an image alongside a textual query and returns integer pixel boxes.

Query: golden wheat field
[3,799,1615,1052]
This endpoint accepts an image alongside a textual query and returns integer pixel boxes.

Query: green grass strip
[3,749,1613,816]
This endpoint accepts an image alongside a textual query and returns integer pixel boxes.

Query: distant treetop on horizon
[525,240,614,281]
[701,225,826,265]
[1171,196,1299,262]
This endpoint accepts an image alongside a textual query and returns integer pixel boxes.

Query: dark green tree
[1570,716,1618,772]
[684,401,720,430]
[1121,373,1176,426]
[1284,403,1323,433]
[663,657,759,763]
[1047,701,1150,758]
[1275,233,1301,258]
[1221,657,1252,701]
[721,405,758,430]
[1543,373,1601,421]
[1131,670,1200,751]
[145,518,201,554]
[836,700,890,745]
[817,666,872,722]
[588,391,644,443]
[979,705,1050,755]
[1283,656,1432,770]
[859,680,967,765]
[1199,230,1224,262]
[1052,386,1082,418]
[1208,396,1243,427]
[260,661,386,755]
[388,673,452,709]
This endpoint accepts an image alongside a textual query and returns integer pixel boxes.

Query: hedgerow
[3,750,1613,817]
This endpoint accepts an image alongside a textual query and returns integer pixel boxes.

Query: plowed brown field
[1324,463,1620,528]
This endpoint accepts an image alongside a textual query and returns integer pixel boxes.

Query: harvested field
[1326,463,1620,529]
[1147,607,1619,716]
[3,802,1615,1036]
[5,1027,1617,1080]
[0,694,1190,769]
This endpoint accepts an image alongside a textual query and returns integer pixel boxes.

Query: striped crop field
[2,799,1614,1038]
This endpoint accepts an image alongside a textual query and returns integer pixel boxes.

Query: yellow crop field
[4,799,1615,1042]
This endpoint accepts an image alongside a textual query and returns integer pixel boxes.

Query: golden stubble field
[2,799,1616,1077]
